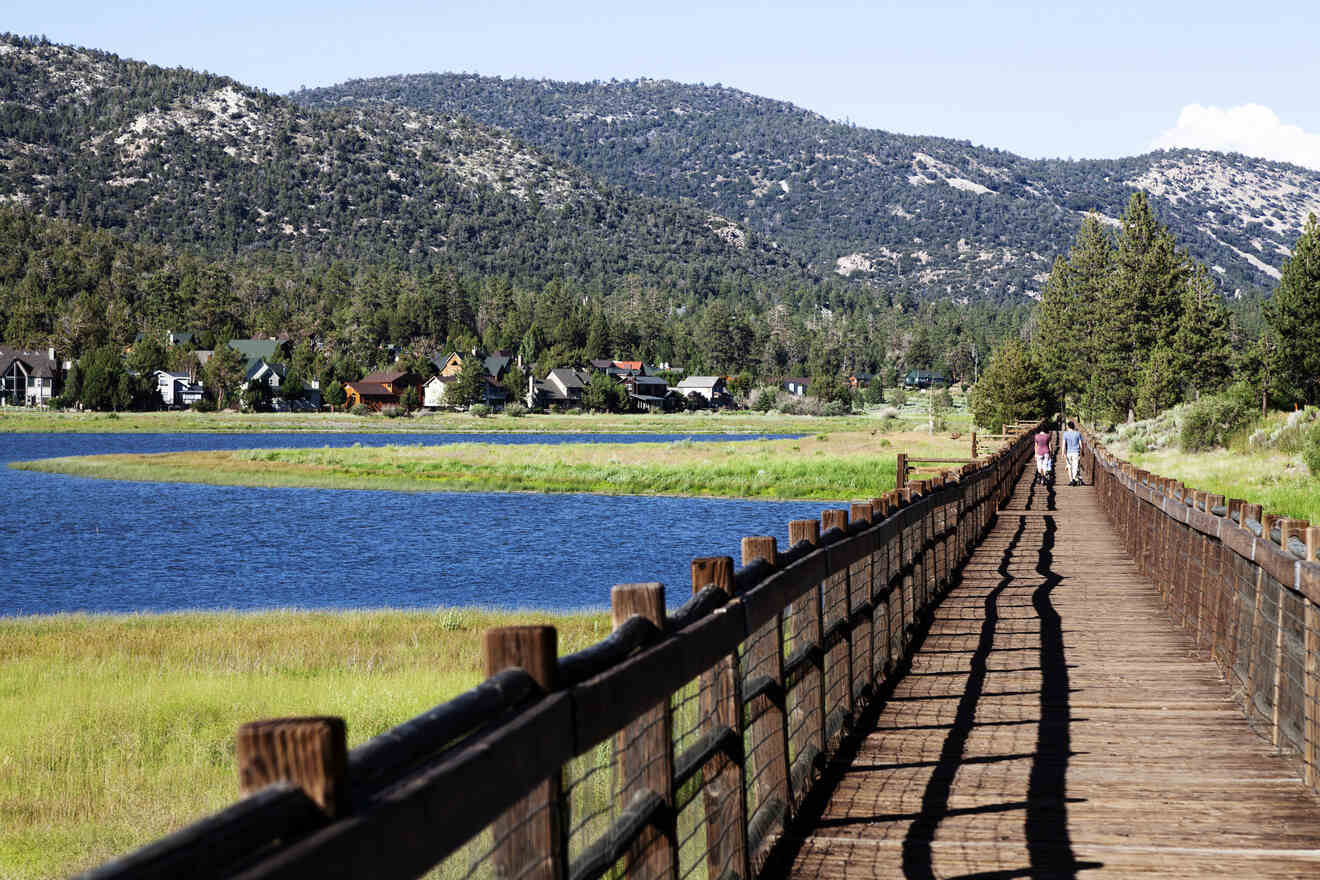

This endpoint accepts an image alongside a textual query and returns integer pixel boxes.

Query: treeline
[0,205,1028,394]
[972,192,1313,432]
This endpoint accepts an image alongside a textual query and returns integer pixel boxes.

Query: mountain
[0,36,806,292]
[294,74,1320,299]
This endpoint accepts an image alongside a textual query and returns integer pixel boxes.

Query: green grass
[13,430,982,500]
[2,407,900,435]
[0,609,611,880]
[1104,407,1320,523]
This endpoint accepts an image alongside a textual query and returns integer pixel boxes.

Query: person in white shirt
[1062,421,1083,486]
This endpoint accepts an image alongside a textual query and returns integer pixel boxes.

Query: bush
[1304,422,1320,476]
[1179,393,1258,452]
[349,403,372,417]
[190,398,217,413]
[822,400,849,417]
[469,404,491,418]
[505,402,529,417]
[752,388,777,412]
[1130,436,1148,454]
[381,405,405,419]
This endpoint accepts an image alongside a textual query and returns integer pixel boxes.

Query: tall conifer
[1268,213,1320,402]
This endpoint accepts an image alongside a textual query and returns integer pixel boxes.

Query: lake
[0,432,831,615]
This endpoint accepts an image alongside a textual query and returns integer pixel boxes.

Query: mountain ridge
[295,72,1320,299]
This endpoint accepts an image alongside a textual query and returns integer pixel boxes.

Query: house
[848,372,874,390]
[226,339,289,374]
[166,331,196,348]
[783,377,810,397]
[621,374,672,412]
[676,376,733,408]
[243,359,286,393]
[345,370,421,411]
[904,369,950,389]
[422,374,456,409]
[153,370,206,408]
[0,346,61,406]
[528,368,590,409]
[434,350,513,381]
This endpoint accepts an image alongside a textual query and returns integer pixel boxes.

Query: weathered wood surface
[778,469,1320,879]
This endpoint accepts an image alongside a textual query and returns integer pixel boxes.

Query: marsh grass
[0,608,610,879]
[14,431,976,501]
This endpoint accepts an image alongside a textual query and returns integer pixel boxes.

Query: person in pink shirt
[1033,428,1053,485]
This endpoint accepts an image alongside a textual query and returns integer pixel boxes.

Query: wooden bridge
[85,426,1320,880]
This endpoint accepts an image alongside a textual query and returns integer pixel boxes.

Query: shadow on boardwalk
[766,475,1102,879]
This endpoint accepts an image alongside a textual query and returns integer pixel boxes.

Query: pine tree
[1170,266,1232,399]
[1268,213,1320,402]
[1093,192,1190,421]
[1033,215,1111,418]
[970,339,1051,432]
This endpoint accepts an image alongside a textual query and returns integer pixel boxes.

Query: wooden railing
[82,424,1042,880]
[1087,432,1320,795]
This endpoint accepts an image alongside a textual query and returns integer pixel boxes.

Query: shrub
[190,398,217,413]
[822,400,849,417]
[1179,393,1258,452]
[504,402,529,417]
[1130,436,1148,454]
[469,404,491,418]
[381,405,405,419]
[1302,421,1320,475]
[349,403,372,417]
[752,388,777,412]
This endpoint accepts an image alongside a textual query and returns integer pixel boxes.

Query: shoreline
[5,429,959,501]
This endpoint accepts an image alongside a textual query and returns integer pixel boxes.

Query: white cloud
[1151,104,1320,171]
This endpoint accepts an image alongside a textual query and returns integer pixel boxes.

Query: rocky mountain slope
[296,74,1320,299]
[0,36,803,290]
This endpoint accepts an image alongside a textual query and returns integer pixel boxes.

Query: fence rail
[82,425,1042,880]
[1086,430,1320,795]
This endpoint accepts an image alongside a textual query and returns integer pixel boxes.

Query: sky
[11,1,1320,168]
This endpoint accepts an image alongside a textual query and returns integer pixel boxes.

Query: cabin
[434,350,513,381]
[904,369,950,389]
[528,368,590,409]
[783,377,810,397]
[848,372,874,390]
[422,375,456,409]
[153,370,205,408]
[621,374,671,412]
[676,376,733,408]
[0,346,61,406]
[345,370,421,411]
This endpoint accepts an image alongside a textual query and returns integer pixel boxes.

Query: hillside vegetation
[296,73,1320,301]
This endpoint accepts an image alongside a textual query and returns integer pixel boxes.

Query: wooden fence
[82,424,1042,880]
[1087,432,1320,795]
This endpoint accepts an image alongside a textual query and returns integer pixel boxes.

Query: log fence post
[896,453,907,490]
[610,584,677,880]
[850,500,875,705]
[1304,528,1319,791]
[740,535,790,860]
[690,557,748,880]
[786,518,823,809]
[821,508,852,742]
[484,625,566,880]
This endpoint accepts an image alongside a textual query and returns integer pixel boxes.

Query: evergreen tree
[451,355,489,407]
[203,343,245,409]
[1268,213,1320,403]
[1093,192,1190,421]
[1170,266,1232,399]
[1033,215,1111,416]
[970,339,1050,432]
[582,370,624,412]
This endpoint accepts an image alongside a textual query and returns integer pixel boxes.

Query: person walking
[1062,420,1084,485]
[1033,426,1052,485]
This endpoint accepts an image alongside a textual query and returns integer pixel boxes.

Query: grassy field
[2,407,888,435]
[13,430,983,500]
[1101,408,1320,523]
[0,608,611,880]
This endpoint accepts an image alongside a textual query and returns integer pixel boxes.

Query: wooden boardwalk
[777,469,1320,878]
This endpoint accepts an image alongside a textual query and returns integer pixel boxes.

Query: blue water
[0,432,828,616]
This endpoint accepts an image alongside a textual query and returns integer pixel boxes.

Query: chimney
[48,347,56,362]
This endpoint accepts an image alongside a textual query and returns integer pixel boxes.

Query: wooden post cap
[741,536,777,567]
[237,716,347,818]
[483,625,558,691]
[789,519,820,546]
[691,556,735,596]
[611,583,665,630]
[821,508,848,533]
[850,501,873,525]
